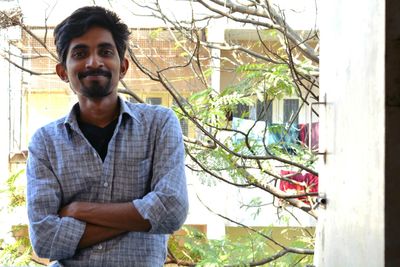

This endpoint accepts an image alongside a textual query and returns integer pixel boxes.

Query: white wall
[0,26,23,172]
[314,0,385,266]
[0,29,11,177]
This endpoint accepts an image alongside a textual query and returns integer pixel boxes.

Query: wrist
[60,202,85,219]
[73,202,92,220]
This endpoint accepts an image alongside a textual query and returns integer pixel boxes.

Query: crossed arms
[58,202,151,249]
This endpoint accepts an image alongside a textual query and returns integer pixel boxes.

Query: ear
[119,58,129,79]
[56,63,69,83]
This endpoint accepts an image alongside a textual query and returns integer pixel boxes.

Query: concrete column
[0,29,11,176]
[314,0,385,266]
[208,19,225,92]
[0,29,12,240]
[203,20,226,239]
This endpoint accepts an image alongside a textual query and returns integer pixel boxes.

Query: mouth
[78,70,112,80]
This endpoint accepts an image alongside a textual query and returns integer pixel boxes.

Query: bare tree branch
[1,54,56,75]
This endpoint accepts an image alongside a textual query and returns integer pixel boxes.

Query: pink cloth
[279,170,318,203]
[298,122,319,150]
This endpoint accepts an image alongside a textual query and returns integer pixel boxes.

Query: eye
[71,50,87,59]
[100,49,114,57]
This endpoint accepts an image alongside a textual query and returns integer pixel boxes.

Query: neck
[78,94,120,128]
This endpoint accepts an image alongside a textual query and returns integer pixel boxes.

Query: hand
[59,202,84,218]
[58,202,150,232]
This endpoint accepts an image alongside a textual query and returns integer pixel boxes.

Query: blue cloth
[26,98,189,266]
[267,124,299,145]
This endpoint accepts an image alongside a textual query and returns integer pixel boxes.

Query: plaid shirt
[27,98,189,267]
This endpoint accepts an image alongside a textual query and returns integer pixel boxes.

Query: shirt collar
[63,97,141,128]
[119,97,141,124]
[63,102,79,130]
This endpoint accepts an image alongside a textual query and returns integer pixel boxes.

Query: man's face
[56,26,128,100]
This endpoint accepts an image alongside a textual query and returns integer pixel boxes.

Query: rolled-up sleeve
[27,130,86,260]
[133,109,189,234]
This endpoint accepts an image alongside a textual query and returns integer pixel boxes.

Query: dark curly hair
[54,6,130,66]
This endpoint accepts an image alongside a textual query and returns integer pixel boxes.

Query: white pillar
[0,28,12,178]
[314,0,385,266]
[201,19,227,239]
[208,19,225,93]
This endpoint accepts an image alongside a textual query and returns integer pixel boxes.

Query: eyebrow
[70,44,88,51]
[70,42,116,51]
[98,42,116,49]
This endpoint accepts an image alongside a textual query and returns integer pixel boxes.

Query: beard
[77,69,113,99]
[80,79,113,99]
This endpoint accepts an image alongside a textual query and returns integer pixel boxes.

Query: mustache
[78,69,112,79]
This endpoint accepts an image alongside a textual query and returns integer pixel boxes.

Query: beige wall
[25,91,75,142]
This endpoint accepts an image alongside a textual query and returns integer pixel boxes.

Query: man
[26,6,188,266]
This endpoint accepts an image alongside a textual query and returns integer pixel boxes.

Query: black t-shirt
[78,118,118,161]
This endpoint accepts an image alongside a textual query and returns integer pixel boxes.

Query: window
[233,103,250,119]
[256,100,273,123]
[233,100,273,123]
[283,99,299,125]
[127,96,139,103]
[180,119,189,136]
[172,99,189,136]
[146,97,162,105]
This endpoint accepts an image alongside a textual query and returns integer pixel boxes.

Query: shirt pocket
[112,158,153,202]
[59,166,99,203]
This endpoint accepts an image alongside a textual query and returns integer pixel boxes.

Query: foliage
[234,63,297,100]
[0,225,40,267]
[0,172,43,266]
[169,226,314,266]
[3,169,26,209]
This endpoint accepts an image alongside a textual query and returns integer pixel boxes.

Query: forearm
[60,202,151,232]
[78,223,126,249]
[28,215,86,260]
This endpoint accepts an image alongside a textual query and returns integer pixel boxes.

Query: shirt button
[97,245,102,250]
[103,182,108,187]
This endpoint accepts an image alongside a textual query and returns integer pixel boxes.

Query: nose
[85,54,104,69]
